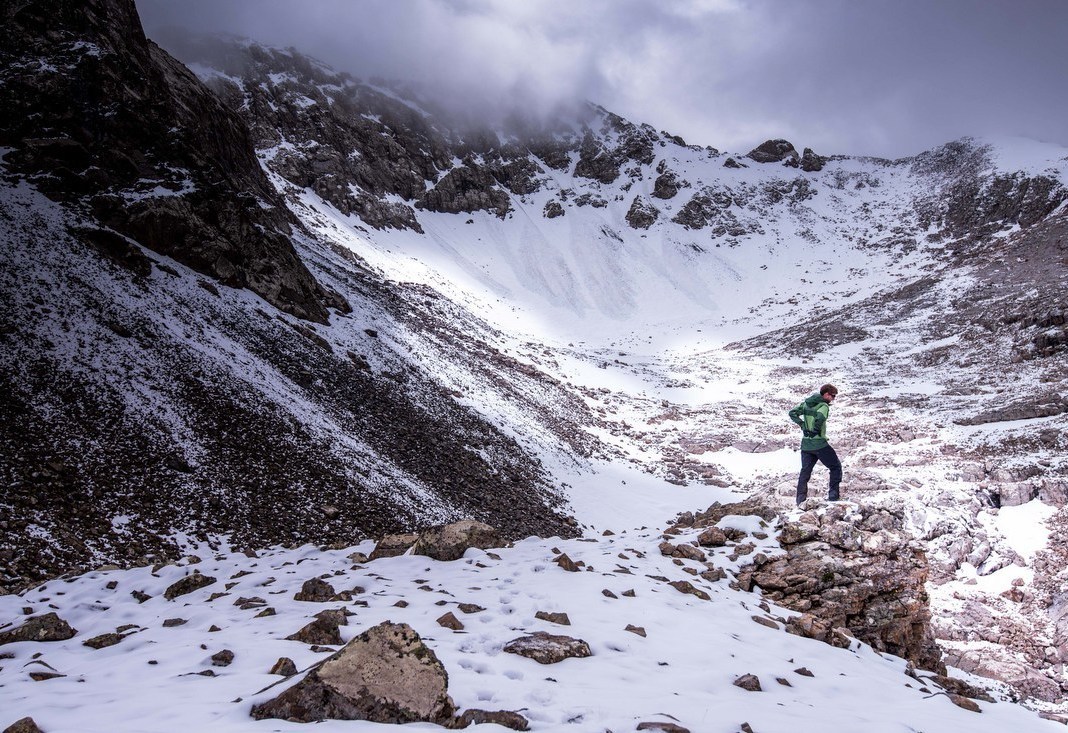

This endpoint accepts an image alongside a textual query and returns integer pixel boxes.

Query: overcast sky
[136,0,1068,159]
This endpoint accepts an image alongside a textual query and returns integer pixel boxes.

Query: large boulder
[253,621,455,724]
[0,612,77,645]
[163,572,216,600]
[410,520,501,562]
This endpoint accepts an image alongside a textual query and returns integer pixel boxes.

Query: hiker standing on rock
[788,384,842,506]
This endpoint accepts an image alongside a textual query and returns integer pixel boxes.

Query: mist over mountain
[2,1,1068,730]
[135,0,1068,160]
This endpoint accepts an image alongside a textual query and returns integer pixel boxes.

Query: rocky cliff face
[0,0,590,591]
[0,0,341,323]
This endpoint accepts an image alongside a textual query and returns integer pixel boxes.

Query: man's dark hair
[820,384,839,397]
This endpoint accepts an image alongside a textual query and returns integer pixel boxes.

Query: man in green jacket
[788,384,841,506]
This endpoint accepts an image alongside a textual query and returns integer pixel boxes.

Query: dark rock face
[0,0,340,324]
[746,139,799,165]
[625,196,660,230]
[0,155,583,591]
[912,139,1068,238]
[671,187,764,239]
[253,621,455,724]
[736,502,945,673]
[0,612,77,645]
[419,165,511,218]
[154,36,583,229]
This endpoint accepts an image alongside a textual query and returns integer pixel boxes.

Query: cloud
[137,0,1068,158]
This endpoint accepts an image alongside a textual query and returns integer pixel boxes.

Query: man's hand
[802,429,818,438]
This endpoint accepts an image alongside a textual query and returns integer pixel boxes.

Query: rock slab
[252,621,455,724]
[502,632,592,664]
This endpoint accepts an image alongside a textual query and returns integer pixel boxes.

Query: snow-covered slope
[2,487,1063,732]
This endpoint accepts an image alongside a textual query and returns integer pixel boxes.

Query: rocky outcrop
[652,171,680,199]
[799,147,827,172]
[913,139,1068,238]
[574,111,658,184]
[0,0,342,324]
[625,196,660,229]
[252,621,455,724]
[954,393,1068,426]
[543,200,565,218]
[419,164,511,218]
[746,139,799,166]
[735,501,944,673]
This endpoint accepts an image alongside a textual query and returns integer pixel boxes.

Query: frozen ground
[0,468,1061,732]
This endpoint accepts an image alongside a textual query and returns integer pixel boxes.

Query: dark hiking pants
[796,445,842,504]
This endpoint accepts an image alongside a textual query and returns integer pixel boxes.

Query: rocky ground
[4,515,1060,732]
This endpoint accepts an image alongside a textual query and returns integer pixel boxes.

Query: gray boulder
[411,520,501,562]
[252,621,455,724]
[457,709,530,730]
[502,631,592,664]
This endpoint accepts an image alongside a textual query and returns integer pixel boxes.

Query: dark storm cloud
[136,0,1068,158]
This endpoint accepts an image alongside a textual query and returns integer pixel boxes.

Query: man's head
[820,384,839,402]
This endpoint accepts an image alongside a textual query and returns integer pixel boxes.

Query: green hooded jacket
[788,393,830,451]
